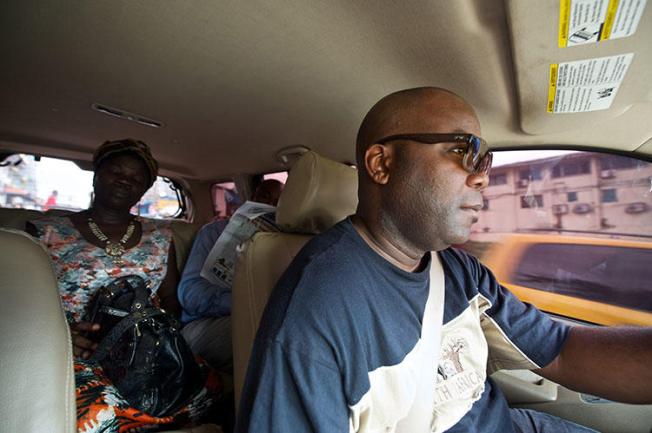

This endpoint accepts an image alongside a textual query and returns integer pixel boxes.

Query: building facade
[472,152,652,242]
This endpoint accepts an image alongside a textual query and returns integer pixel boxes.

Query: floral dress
[31,215,220,433]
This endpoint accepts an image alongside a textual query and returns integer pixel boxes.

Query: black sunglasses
[377,133,493,175]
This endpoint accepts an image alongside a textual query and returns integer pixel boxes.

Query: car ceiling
[1,0,651,181]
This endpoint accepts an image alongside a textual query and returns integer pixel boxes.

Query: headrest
[276,151,358,234]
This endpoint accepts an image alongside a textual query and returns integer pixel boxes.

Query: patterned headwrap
[92,139,159,187]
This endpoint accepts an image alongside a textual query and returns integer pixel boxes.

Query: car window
[0,154,186,219]
[212,181,240,220]
[465,149,652,326]
[511,243,652,313]
[263,171,288,183]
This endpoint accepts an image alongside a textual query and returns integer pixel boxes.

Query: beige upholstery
[231,232,312,409]
[276,151,359,234]
[169,220,202,271]
[0,228,76,433]
[231,151,358,411]
[0,207,200,274]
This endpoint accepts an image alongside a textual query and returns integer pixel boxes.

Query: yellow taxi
[482,234,652,326]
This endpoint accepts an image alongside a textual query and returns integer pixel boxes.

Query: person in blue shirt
[179,179,283,371]
[236,87,652,433]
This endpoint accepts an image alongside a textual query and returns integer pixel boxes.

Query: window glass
[465,149,652,326]
[551,159,591,178]
[263,171,288,183]
[518,167,542,181]
[520,194,543,208]
[0,154,184,219]
[489,172,507,185]
[600,154,645,170]
[211,181,240,221]
[511,244,652,314]
[601,188,617,203]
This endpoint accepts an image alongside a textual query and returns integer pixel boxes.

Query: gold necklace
[87,217,136,265]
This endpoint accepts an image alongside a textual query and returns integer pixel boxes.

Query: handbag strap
[105,275,150,310]
[91,307,166,363]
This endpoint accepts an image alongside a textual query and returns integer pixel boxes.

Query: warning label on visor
[547,53,633,113]
[559,0,647,47]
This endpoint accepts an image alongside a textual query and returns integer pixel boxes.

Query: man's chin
[447,229,472,247]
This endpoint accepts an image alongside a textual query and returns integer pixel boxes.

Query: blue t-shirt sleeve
[237,339,349,433]
[178,220,231,323]
[463,250,571,369]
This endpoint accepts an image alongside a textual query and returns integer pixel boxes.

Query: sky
[492,150,576,167]
[34,157,94,207]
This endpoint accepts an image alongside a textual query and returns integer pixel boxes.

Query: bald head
[353,87,486,256]
[355,87,478,169]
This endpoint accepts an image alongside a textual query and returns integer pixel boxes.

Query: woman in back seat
[27,139,220,433]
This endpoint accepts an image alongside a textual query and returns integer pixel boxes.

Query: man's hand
[70,321,100,359]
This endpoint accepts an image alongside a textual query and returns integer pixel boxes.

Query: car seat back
[231,151,358,411]
[0,228,76,433]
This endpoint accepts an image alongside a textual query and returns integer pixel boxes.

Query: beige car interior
[1,1,652,432]
[0,229,76,433]
[231,151,358,411]
[1,1,651,196]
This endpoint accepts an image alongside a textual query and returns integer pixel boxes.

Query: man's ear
[364,143,392,185]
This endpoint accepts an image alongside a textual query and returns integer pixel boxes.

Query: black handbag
[86,275,203,417]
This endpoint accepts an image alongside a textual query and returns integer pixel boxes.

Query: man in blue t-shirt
[236,88,652,433]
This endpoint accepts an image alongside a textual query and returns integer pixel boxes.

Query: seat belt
[395,252,446,432]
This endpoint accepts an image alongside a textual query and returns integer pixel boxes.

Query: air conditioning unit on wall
[517,179,529,188]
[600,169,615,179]
[625,202,649,214]
[572,203,593,214]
